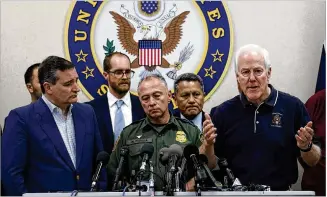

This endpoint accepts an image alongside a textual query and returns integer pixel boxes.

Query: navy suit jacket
[1,99,106,195]
[86,93,145,156]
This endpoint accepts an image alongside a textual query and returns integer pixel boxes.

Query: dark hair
[174,73,204,94]
[24,63,40,84]
[38,56,75,93]
[103,52,130,72]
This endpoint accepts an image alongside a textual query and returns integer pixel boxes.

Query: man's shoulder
[306,89,326,105]
[122,118,146,132]
[277,90,304,106]
[7,104,31,120]
[174,116,200,132]
[210,95,241,114]
[73,102,95,113]
[85,94,108,106]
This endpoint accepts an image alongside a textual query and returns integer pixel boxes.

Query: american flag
[138,40,162,67]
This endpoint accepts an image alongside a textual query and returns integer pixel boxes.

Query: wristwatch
[299,142,313,152]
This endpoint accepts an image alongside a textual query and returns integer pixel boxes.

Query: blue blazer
[1,99,106,195]
[86,93,145,156]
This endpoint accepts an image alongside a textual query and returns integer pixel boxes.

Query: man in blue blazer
[87,52,145,156]
[1,56,106,195]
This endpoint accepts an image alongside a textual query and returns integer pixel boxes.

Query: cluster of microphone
[91,144,270,195]
[110,143,244,195]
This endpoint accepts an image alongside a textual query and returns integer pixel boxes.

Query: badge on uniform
[176,131,187,143]
[271,113,283,128]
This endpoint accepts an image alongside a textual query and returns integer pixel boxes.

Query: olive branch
[103,39,115,55]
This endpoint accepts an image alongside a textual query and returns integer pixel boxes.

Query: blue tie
[114,100,125,141]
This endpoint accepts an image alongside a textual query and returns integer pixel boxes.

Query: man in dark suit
[1,56,106,195]
[173,73,206,131]
[86,52,145,156]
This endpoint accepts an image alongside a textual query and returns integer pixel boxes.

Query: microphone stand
[149,161,155,197]
[189,154,207,196]
[90,162,103,192]
[194,166,207,196]
[165,155,179,196]
[138,171,143,196]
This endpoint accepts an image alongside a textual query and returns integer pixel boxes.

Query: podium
[23,191,315,196]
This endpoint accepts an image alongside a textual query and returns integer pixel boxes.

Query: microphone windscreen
[198,154,208,164]
[141,143,154,158]
[96,151,110,165]
[168,144,183,157]
[183,144,199,160]
[159,147,170,162]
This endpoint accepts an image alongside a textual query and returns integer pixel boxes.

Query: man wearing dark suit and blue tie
[1,56,106,195]
[86,52,145,156]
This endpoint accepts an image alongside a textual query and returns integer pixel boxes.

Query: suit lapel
[36,99,75,170]
[101,95,114,147]
[72,105,86,169]
[202,111,206,124]
[131,94,144,122]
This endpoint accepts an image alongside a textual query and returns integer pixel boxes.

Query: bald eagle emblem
[109,9,193,79]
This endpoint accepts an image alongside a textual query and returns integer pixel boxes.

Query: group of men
[1,44,324,196]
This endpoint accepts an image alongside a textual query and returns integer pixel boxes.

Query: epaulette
[123,117,146,128]
[174,116,197,127]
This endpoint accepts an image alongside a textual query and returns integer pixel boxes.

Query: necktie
[114,100,125,141]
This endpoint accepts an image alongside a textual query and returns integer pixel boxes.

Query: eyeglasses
[108,69,135,78]
[239,68,264,78]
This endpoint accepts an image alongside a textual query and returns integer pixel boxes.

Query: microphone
[91,151,110,191]
[160,144,183,168]
[198,154,222,190]
[139,144,154,172]
[218,158,235,186]
[112,146,129,191]
[138,144,154,196]
[160,144,183,195]
[183,144,207,193]
[159,147,170,165]
[183,144,201,169]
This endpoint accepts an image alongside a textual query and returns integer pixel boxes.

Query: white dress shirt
[107,91,132,132]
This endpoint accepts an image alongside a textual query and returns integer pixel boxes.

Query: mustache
[119,79,130,83]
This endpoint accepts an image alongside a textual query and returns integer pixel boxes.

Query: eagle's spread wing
[162,11,190,56]
[109,11,138,56]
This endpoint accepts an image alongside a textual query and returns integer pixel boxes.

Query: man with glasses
[210,44,321,191]
[87,52,145,157]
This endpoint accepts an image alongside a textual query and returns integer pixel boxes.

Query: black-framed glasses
[108,69,135,78]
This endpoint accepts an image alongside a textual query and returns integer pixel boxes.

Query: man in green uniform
[107,73,217,191]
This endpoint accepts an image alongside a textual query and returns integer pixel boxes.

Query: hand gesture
[202,113,217,146]
[295,121,314,149]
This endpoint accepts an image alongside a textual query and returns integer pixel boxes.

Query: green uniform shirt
[107,114,202,190]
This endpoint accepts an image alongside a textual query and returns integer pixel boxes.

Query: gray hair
[137,73,168,92]
[234,44,271,74]
[174,73,204,94]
